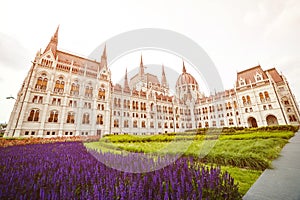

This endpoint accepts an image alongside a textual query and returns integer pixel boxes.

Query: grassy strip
[102,131,294,143]
[107,138,288,170]
[220,166,261,195]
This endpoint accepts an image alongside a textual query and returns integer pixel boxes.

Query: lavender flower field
[0,142,241,199]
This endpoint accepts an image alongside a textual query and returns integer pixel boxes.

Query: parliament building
[4,28,300,137]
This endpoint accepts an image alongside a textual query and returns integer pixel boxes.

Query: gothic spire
[124,68,130,92]
[100,44,107,69]
[102,44,107,59]
[139,54,145,77]
[161,64,167,87]
[44,25,59,56]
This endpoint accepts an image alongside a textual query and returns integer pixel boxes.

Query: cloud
[0,33,30,69]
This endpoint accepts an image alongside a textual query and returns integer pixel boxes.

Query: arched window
[82,113,90,124]
[98,88,105,100]
[48,110,58,122]
[142,121,146,128]
[96,114,103,125]
[28,109,39,122]
[233,101,237,109]
[242,96,246,105]
[264,91,270,100]
[240,78,245,86]
[256,73,262,81]
[124,120,129,128]
[66,112,75,124]
[259,92,264,102]
[35,73,48,92]
[246,95,251,104]
[85,84,93,98]
[70,81,79,96]
[133,120,138,128]
[54,77,65,94]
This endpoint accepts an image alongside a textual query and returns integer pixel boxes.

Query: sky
[0,0,299,123]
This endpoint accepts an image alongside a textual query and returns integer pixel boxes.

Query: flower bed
[0,142,241,199]
[0,136,100,147]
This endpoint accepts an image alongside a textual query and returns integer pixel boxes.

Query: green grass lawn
[85,128,296,195]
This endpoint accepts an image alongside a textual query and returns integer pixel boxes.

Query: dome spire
[182,61,186,73]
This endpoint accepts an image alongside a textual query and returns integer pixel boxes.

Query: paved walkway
[243,131,300,200]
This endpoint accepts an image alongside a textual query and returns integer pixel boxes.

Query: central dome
[176,63,198,87]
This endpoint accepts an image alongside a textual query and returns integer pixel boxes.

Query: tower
[139,55,145,78]
[100,44,108,70]
[161,64,168,87]
[44,26,59,57]
[124,68,130,92]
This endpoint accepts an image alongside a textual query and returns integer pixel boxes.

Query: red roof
[265,68,283,83]
[236,65,267,87]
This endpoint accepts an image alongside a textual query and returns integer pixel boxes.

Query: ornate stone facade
[4,28,300,137]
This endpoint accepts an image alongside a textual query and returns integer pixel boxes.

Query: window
[96,114,103,125]
[289,115,297,122]
[38,96,43,103]
[142,121,146,128]
[85,84,93,98]
[66,112,75,124]
[240,78,245,86]
[164,122,168,128]
[220,120,225,126]
[229,118,234,125]
[268,104,273,109]
[70,81,79,96]
[212,121,216,127]
[263,105,267,110]
[35,74,48,92]
[82,113,90,124]
[54,77,65,94]
[242,96,246,105]
[28,109,39,121]
[259,92,264,102]
[282,96,290,105]
[48,110,58,122]
[150,122,154,128]
[124,120,129,128]
[114,119,119,128]
[98,88,105,100]
[205,122,209,128]
[256,73,262,81]
[246,95,251,104]
[233,101,237,109]
[133,120,138,128]
[264,91,270,100]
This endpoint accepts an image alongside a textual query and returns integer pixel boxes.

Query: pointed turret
[100,44,107,70]
[124,68,130,92]
[44,26,59,56]
[161,64,167,87]
[182,61,187,73]
[139,54,145,77]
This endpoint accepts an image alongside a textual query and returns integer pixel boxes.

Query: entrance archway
[248,117,258,127]
[266,115,278,126]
